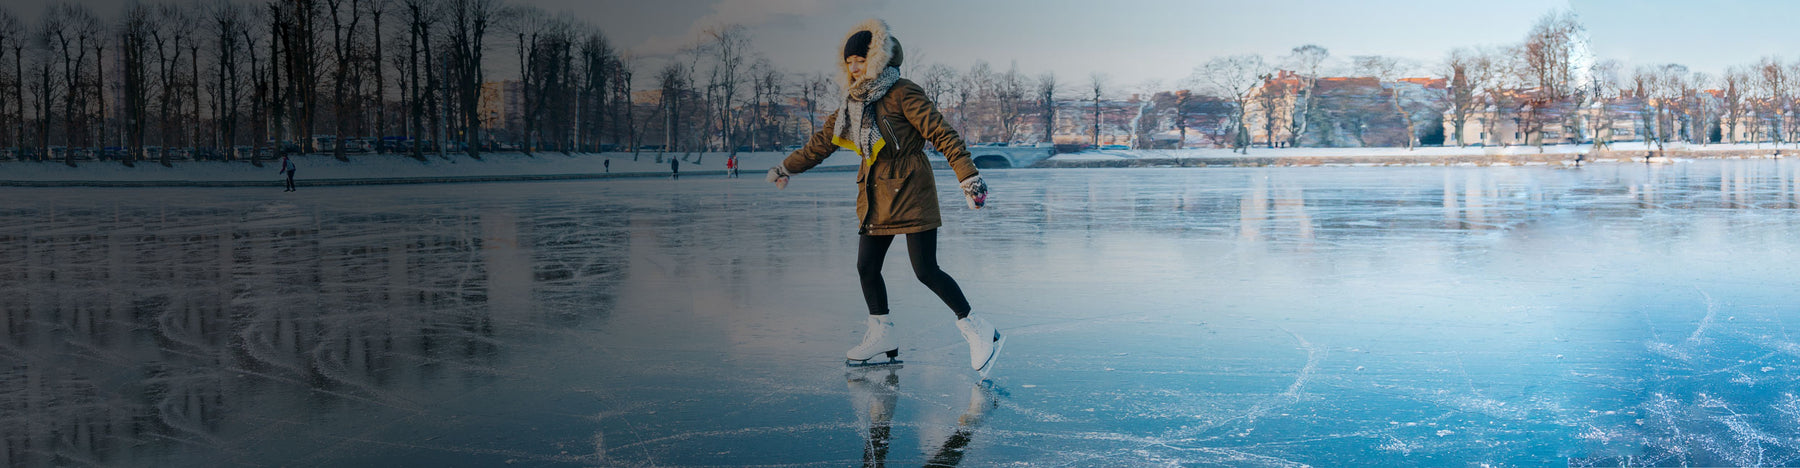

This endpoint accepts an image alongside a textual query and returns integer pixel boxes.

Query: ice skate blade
[846,358,903,368]
[976,331,1006,380]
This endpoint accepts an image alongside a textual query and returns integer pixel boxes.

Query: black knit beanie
[843,30,873,59]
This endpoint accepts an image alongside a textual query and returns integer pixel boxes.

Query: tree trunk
[373,7,385,153]
[1391,86,1413,150]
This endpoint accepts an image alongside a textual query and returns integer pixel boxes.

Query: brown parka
[779,20,979,236]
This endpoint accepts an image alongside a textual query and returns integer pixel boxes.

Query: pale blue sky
[569,0,1800,88]
[24,0,1800,87]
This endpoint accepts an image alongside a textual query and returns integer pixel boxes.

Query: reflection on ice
[845,366,998,468]
[5,160,1800,465]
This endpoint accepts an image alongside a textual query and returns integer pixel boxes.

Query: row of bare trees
[0,0,642,167]
[9,5,1800,167]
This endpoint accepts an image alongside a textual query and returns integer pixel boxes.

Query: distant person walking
[726,155,739,178]
[278,155,297,192]
[670,157,679,179]
[604,158,611,173]
[765,19,1002,377]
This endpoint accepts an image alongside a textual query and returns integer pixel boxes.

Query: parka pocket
[874,174,917,225]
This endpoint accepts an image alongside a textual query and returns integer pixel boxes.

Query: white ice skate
[956,314,1005,379]
[846,315,901,367]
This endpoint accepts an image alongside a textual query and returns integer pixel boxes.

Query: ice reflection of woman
[767,19,1004,376]
[845,368,997,467]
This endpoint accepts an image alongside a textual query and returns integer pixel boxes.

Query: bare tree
[1519,9,1586,150]
[1481,46,1524,147]
[1285,44,1327,147]
[994,62,1027,144]
[1170,79,1196,149]
[1354,55,1419,150]
[1253,73,1286,148]
[797,71,834,134]
[47,4,100,165]
[1087,72,1107,148]
[1757,57,1787,147]
[919,63,956,116]
[1587,59,1622,150]
[1036,71,1055,144]
[1685,71,1713,145]
[614,52,636,158]
[120,4,152,164]
[446,0,496,159]
[1129,79,1160,149]
[0,8,19,158]
[1440,47,1496,147]
[576,29,614,152]
[962,60,993,142]
[325,0,364,160]
[208,0,248,159]
[656,62,684,158]
[1196,55,1269,153]
[704,24,748,162]
[400,0,437,160]
[242,12,265,164]
[369,0,389,152]
[28,15,54,161]
[1641,64,1687,158]
[506,6,549,153]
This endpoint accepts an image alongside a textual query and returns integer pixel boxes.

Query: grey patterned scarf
[835,66,901,160]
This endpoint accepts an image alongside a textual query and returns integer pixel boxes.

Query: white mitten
[765,165,792,189]
[959,175,988,209]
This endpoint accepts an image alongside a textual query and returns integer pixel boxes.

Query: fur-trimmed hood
[840,19,903,83]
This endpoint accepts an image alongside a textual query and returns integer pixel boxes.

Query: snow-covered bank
[1047,142,1799,167]
[0,151,859,186]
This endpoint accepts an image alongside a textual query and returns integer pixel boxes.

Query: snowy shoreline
[1042,142,1796,168]
[0,151,854,187]
[2,143,1794,186]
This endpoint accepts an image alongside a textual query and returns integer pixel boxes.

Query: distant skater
[670,157,679,180]
[766,19,1002,377]
[604,158,610,173]
[279,155,297,192]
[726,155,739,178]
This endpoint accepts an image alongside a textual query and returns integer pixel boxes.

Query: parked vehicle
[344,138,373,153]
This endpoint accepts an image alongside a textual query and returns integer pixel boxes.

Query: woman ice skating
[766,19,1002,377]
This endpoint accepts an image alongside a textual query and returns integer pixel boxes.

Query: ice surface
[5,160,1800,466]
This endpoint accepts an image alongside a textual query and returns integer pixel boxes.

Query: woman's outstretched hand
[960,175,988,209]
[766,165,792,190]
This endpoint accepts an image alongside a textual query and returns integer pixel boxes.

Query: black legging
[857,229,971,318]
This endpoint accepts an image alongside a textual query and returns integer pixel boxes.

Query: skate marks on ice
[0,187,639,466]
[1572,288,1800,467]
[9,162,1800,464]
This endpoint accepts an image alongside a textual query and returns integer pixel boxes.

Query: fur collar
[839,19,902,84]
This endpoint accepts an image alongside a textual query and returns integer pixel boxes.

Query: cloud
[631,0,834,59]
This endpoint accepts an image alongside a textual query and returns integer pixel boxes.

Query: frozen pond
[6,160,1800,466]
